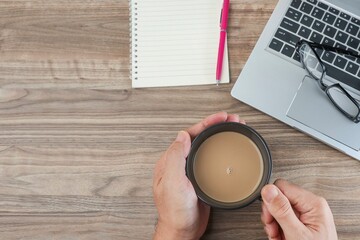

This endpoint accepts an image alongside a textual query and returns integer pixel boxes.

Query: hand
[261,179,338,240]
[153,112,245,240]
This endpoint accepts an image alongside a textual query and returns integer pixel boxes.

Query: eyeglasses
[296,40,360,123]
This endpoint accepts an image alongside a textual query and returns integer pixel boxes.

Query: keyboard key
[323,13,336,25]
[335,31,349,44]
[346,62,359,75]
[329,7,339,15]
[345,55,356,62]
[317,2,329,10]
[291,0,302,9]
[324,26,337,38]
[323,63,360,91]
[298,26,312,38]
[281,44,296,57]
[322,37,335,46]
[269,38,284,52]
[313,20,325,32]
[300,2,313,14]
[335,42,347,50]
[334,56,348,69]
[322,51,336,64]
[275,28,301,46]
[314,48,324,57]
[340,12,351,20]
[311,7,325,20]
[293,51,301,62]
[310,31,323,43]
[280,18,300,33]
[301,15,314,27]
[307,0,317,5]
[348,36,360,50]
[346,23,360,36]
[334,18,348,30]
[348,48,359,56]
[286,8,302,22]
[351,17,360,26]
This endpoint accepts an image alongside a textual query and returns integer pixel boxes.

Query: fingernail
[262,185,279,204]
[175,131,187,143]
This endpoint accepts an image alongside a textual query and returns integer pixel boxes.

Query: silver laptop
[231,0,360,161]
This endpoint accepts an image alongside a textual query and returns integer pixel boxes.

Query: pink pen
[216,0,230,85]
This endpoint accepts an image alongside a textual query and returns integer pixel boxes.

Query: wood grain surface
[0,0,359,239]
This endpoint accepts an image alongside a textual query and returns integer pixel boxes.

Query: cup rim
[186,122,272,209]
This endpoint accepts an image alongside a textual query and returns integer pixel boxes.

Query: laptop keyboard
[269,0,360,91]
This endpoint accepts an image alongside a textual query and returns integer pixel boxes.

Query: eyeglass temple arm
[308,42,360,59]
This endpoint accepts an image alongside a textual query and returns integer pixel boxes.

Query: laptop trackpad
[287,76,360,150]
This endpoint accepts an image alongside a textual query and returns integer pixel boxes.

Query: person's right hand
[261,179,338,240]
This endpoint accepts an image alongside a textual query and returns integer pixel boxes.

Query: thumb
[164,131,191,177]
[172,130,191,158]
[261,184,306,235]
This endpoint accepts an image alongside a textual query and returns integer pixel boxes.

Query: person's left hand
[153,112,245,240]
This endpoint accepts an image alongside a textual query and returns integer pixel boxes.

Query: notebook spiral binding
[129,1,138,81]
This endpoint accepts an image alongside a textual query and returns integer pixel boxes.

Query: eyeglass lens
[327,86,360,118]
[299,43,324,80]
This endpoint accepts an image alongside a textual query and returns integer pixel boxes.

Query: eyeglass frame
[295,40,360,123]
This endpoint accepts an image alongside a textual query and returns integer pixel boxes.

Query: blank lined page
[130,0,230,88]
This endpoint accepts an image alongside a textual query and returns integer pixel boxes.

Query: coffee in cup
[186,122,272,209]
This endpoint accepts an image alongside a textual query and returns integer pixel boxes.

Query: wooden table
[0,0,359,239]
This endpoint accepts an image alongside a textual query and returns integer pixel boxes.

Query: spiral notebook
[129,0,230,88]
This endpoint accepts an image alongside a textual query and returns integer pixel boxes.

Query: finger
[225,113,246,125]
[226,114,240,122]
[239,119,246,124]
[261,184,306,235]
[264,224,281,240]
[153,152,166,186]
[163,131,191,179]
[261,202,281,239]
[261,201,274,225]
[153,131,191,186]
[198,200,211,224]
[186,112,228,139]
[274,179,321,214]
